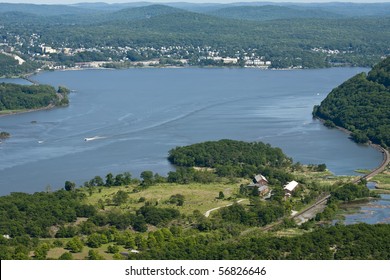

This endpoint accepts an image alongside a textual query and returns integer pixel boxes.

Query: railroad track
[357,145,389,182]
[264,146,389,230]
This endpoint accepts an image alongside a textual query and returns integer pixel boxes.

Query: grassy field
[291,167,357,189]
[80,166,367,217]
[82,180,247,216]
[45,242,127,260]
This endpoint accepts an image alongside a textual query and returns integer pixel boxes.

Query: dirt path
[204,199,247,217]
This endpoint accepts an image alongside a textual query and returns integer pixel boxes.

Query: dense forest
[0,83,69,111]
[313,56,390,147]
[168,139,293,184]
[168,140,291,168]
[133,223,390,260]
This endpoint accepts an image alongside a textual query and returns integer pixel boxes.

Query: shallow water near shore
[0,67,383,195]
[334,194,390,225]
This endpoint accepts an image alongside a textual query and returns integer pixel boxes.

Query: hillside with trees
[313,57,390,147]
[0,53,40,78]
[1,3,390,73]
[0,83,69,112]
[207,5,341,21]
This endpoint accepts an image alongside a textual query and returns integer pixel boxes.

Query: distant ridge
[0,3,95,16]
[207,5,341,21]
[111,4,185,21]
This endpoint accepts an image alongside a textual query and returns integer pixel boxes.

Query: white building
[283,180,299,196]
[41,45,58,54]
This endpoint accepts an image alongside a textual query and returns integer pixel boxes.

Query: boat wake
[84,136,105,142]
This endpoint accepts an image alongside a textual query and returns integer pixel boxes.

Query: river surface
[0,67,383,195]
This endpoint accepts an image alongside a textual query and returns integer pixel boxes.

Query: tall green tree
[64,181,75,191]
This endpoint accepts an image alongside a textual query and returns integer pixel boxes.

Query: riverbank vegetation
[0,139,388,260]
[0,83,69,113]
[313,56,390,147]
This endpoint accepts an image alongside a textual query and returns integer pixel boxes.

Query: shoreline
[314,116,390,181]
[0,104,56,118]
[1,64,366,82]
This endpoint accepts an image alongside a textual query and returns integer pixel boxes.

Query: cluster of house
[247,173,299,198]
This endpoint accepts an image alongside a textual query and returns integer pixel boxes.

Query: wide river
[0,67,383,195]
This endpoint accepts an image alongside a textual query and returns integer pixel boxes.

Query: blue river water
[0,67,383,195]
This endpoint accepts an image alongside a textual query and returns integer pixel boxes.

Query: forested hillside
[207,5,340,21]
[313,57,390,147]
[0,83,69,111]
[0,53,40,78]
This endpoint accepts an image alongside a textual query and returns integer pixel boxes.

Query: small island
[0,131,10,139]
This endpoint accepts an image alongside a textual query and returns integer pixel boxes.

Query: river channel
[0,67,383,196]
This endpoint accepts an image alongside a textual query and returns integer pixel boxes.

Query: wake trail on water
[110,96,248,140]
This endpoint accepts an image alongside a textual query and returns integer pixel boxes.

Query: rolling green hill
[313,57,390,147]
[208,5,341,21]
[111,4,184,21]
[0,3,96,16]
[0,83,69,112]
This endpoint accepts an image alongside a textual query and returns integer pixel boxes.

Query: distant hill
[1,3,390,70]
[2,2,390,19]
[110,4,184,22]
[208,5,341,21]
[0,3,96,16]
[71,1,154,11]
[313,57,390,147]
[305,3,390,17]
